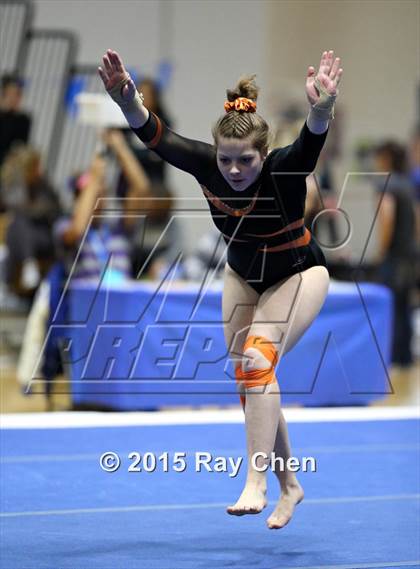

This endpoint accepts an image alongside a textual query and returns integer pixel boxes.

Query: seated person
[57,129,151,282]
[117,76,173,187]
[373,140,416,368]
[0,73,31,169]
[105,125,182,281]
[183,226,226,283]
[129,180,184,280]
[0,145,60,292]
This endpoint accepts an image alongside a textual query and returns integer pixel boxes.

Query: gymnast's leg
[225,265,329,524]
[254,266,329,529]
[222,263,265,513]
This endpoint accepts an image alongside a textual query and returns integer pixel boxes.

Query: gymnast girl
[99,49,343,529]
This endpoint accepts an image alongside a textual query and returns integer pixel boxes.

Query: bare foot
[227,482,267,516]
[266,483,304,529]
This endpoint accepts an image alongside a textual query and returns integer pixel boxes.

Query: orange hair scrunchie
[224,97,257,113]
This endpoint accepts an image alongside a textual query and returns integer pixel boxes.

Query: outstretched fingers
[318,50,330,75]
[98,66,108,86]
[307,65,316,78]
[329,56,340,79]
[317,50,343,90]
[334,67,343,87]
[99,49,131,91]
[108,50,125,73]
[102,52,113,75]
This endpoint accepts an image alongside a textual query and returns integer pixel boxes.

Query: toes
[227,504,265,516]
[267,522,282,530]
[267,515,290,529]
[227,507,250,516]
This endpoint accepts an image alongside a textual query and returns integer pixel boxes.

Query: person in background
[132,77,173,182]
[183,226,226,282]
[374,140,417,368]
[407,125,420,312]
[57,129,151,281]
[35,132,152,403]
[0,145,60,292]
[114,79,181,280]
[408,125,420,246]
[128,179,183,281]
[105,127,183,281]
[273,114,342,254]
[0,74,31,169]
[117,76,172,188]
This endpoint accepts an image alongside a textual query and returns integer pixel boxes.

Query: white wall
[32,0,419,257]
[33,1,161,73]
[33,0,266,251]
[267,0,419,142]
[167,0,266,248]
[266,0,420,259]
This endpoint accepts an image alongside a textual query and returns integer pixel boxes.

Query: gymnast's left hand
[306,50,343,106]
[98,49,137,105]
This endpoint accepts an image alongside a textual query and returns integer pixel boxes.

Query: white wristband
[311,76,337,121]
[107,75,146,127]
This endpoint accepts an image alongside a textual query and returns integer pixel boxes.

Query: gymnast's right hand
[98,49,137,107]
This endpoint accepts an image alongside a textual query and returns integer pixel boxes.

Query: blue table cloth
[56,278,392,409]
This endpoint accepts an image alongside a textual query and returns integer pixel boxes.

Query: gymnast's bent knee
[235,335,279,389]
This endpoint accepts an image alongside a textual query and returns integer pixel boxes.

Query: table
[61,278,392,409]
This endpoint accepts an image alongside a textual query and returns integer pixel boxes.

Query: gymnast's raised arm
[274,50,343,173]
[98,50,214,180]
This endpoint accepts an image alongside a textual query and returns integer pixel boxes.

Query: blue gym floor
[1,417,419,569]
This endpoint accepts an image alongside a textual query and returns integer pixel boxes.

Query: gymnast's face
[216,136,266,191]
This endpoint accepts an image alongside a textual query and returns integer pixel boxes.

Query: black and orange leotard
[132,113,328,294]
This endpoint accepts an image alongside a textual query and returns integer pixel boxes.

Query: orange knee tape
[235,335,279,390]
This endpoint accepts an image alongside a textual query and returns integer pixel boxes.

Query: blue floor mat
[1,419,419,569]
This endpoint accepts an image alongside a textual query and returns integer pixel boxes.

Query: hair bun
[226,74,259,103]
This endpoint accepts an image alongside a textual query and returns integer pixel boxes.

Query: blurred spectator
[183,227,226,282]
[56,130,151,281]
[112,79,181,280]
[0,74,31,169]
[103,128,183,281]
[19,135,152,401]
[118,76,172,187]
[133,77,173,181]
[273,115,341,251]
[374,140,417,367]
[0,145,60,292]
[127,177,183,281]
[138,76,172,125]
[408,124,420,244]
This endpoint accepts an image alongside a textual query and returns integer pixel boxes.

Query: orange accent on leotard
[200,184,259,217]
[145,113,163,148]
[261,227,311,252]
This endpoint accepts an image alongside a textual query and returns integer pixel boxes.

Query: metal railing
[22,29,77,175]
[52,64,106,203]
[0,0,33,75]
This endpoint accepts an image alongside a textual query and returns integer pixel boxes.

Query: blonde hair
[0,144,41,188]
[212,75,270,156]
